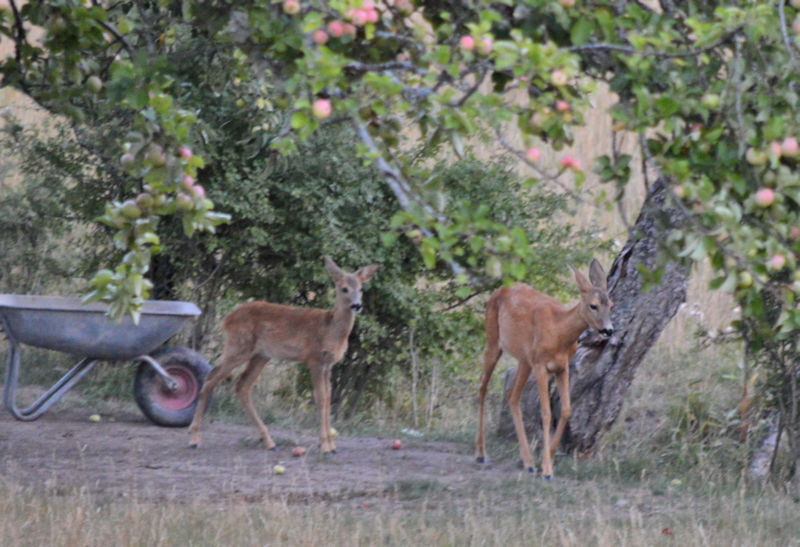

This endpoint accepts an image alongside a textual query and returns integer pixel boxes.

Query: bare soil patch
[0,404,525,506]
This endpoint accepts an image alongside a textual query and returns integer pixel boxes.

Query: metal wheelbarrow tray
[0,294,211,426]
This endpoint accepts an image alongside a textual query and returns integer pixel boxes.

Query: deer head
[324,256,379,313]
[572,259,614,337]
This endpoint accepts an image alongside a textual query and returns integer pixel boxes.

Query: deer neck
[330,303,357,339]
[560,303,591,344]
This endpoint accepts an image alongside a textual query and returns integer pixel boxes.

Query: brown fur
[474,260,613,478]
[188,257,379,453]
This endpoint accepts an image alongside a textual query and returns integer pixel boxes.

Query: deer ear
[324,256,345,282]
[356,264,379,284]
[588,259,608,291]
[570,264,592,294]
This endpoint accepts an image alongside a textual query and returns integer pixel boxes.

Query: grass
[1,470,799,547]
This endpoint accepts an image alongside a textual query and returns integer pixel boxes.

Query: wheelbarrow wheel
[134,346,212,427]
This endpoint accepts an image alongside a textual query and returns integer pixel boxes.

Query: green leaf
[656,96,680,117]
[570,18,593,46]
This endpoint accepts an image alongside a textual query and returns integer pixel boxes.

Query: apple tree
[3,0,800,483]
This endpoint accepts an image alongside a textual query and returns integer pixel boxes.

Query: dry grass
[1,467,798,547]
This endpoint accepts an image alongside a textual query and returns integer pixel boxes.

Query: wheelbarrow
[0,294,211,427]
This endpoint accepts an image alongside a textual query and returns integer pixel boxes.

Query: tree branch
[352,118,473,282]
[343,60,426,78]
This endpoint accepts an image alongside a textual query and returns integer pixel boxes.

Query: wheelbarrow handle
[3,330,97,421]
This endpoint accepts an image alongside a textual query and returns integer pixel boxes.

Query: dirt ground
[0,401,527,506]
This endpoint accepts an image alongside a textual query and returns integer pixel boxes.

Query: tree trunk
[498,177,689,454]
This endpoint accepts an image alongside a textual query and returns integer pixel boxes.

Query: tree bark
[498,177,689,454]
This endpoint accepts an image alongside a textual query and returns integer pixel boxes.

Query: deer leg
[322,365,336,453]
[188,349,248,448]
[507,362,535,473]
[549,367,571,461]
[533,365,555,479]
[310,363,336,454]
[475,344,503,464]
[235,354,275,450]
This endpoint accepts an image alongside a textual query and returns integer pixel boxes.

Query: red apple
[476,37,493,56]
[745,148,767,165]
[175,193,194,212]
[282,0,300,15]
[782,137,800,157]
[551,69,568,86]
[394,0,413,15]
[560,155,581,170]
[292,446,307,457]
[769,254,787,271]
[312,98,332,119]
[391,439,402,450]
[754,187,776,207]
[459,35,475,51]
[555,100,570,112]
[327,21,344,38]
[312,29,328,45]
[350,9,368,25]
[525,147,541,163]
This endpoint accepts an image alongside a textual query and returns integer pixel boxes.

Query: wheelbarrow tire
[134,346,212,427]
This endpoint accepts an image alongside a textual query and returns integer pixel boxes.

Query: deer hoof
[476,456,486,464]
[188,443,198,449]
[543,475,553,481]
[527,467,537,474]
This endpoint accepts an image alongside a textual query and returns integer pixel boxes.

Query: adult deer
[474,259,613,479]
[188,256,379,453]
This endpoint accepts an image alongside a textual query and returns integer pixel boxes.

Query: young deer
[474,259,613,478]
[188,256,379,453]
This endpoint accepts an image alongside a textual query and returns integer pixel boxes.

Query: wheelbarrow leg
[3,334,97,421]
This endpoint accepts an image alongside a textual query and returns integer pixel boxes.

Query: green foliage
[0,121,94,295]
[4,88,584,419]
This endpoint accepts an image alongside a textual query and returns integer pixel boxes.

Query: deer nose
[350,302,363,313]
[600,327,613,337]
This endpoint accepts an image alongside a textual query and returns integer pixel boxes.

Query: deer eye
[589,304,598,311]
[341,287,349,293]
